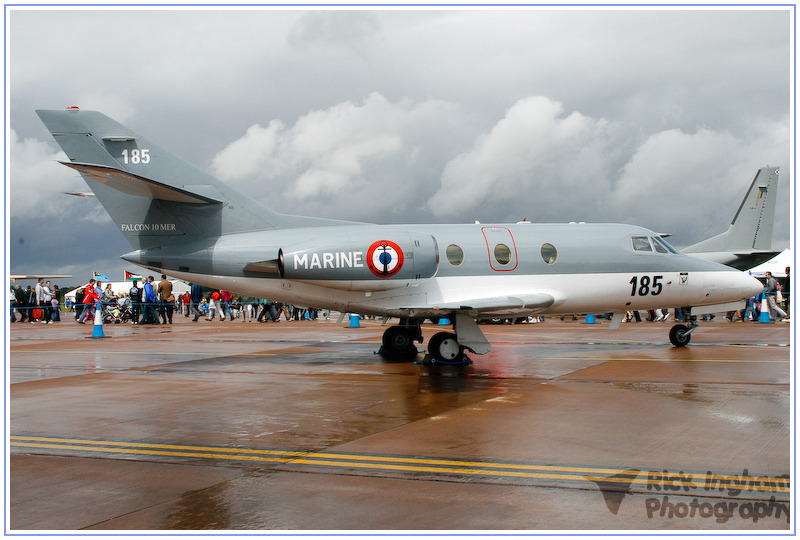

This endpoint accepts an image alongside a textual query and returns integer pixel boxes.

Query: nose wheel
[669,318,697,347]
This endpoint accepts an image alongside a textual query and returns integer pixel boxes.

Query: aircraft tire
[382,326,414,352]
[428,332,463,362]
[669,324,692,347]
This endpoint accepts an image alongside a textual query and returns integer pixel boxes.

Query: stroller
[102,303,132,324]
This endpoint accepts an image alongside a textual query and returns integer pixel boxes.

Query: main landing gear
[425,331,467,364]
[378,313,492,365]
[669,310,698,347]
[378,318,423,358]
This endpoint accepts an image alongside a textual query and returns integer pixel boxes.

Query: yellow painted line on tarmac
[10,435,789,493]
[9,435,631,474]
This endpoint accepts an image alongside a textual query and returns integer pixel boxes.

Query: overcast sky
[7,7,794,286]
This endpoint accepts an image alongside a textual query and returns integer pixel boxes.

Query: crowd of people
[184,282,326,323]
[9,277,62,323]
[9,275,328,325]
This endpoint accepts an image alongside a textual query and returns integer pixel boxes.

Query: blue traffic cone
[759,296,772,323]
[91,306,106,338]
[583,314,596,324]
[348,314,362,328]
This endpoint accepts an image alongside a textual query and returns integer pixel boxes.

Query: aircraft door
[482,226,518,271]
[409,233,439,283]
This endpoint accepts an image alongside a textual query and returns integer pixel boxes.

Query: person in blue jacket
[139,276,159,324]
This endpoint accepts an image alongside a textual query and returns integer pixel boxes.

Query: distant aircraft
[36,108,762,363]
[10,274,72,280]
[682,166,781,270]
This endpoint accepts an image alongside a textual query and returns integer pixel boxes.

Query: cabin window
[494,244,512,265]
[446,244,464,266]
[632,236,652,252]
[541,243,558,265]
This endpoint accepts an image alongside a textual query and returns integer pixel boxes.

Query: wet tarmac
[8,314,792,531]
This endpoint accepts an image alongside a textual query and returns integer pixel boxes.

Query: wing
[402,292,559,319]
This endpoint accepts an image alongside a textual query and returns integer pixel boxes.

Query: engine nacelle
[279,230,439,291]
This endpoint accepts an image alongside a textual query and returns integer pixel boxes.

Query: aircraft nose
[703,271,763,303]
[742,272,765,298]
[713,271,763,301]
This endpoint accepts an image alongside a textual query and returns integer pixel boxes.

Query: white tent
[746,249,792,278]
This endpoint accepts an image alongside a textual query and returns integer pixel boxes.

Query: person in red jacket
[219,289,233,321]
[79,279,100,324]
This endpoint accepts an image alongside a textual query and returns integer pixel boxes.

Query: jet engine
[279,231,439,291]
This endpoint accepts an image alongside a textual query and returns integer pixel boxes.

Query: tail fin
[37,108,347,250]
[684,166,779,253]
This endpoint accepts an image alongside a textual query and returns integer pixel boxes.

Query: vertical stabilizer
[684,166,779,253]
[36,108,354,250]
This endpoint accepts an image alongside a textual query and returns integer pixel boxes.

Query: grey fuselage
[122,221,758,319]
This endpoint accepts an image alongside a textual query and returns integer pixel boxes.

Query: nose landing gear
[669,312,698,347]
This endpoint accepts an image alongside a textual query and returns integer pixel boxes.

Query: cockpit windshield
[631,235,678,254]
[653,236,678,253]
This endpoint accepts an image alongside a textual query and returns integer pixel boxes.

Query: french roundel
[367,240,404,278]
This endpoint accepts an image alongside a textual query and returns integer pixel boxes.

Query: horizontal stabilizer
[63,162,223,204]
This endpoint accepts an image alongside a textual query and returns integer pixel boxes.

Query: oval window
[541,243,558,265]
[446,244,464,266]
[494,244,511,265]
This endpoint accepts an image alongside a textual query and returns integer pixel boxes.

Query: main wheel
[382,326,413,352]
[669,324,692,347]
[428,332,463,362]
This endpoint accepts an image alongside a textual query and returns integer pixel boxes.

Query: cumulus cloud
[428,96,624,221]
[9,129,95,219]
[211,120,289,181]
[212,92,462,222]
[611,124,790,244]
[209,90,789,245]
[426,96,789,245]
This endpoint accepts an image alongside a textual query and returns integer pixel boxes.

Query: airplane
[681,166,781,270]
[10,274,73,280]
[36,107,763,363]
